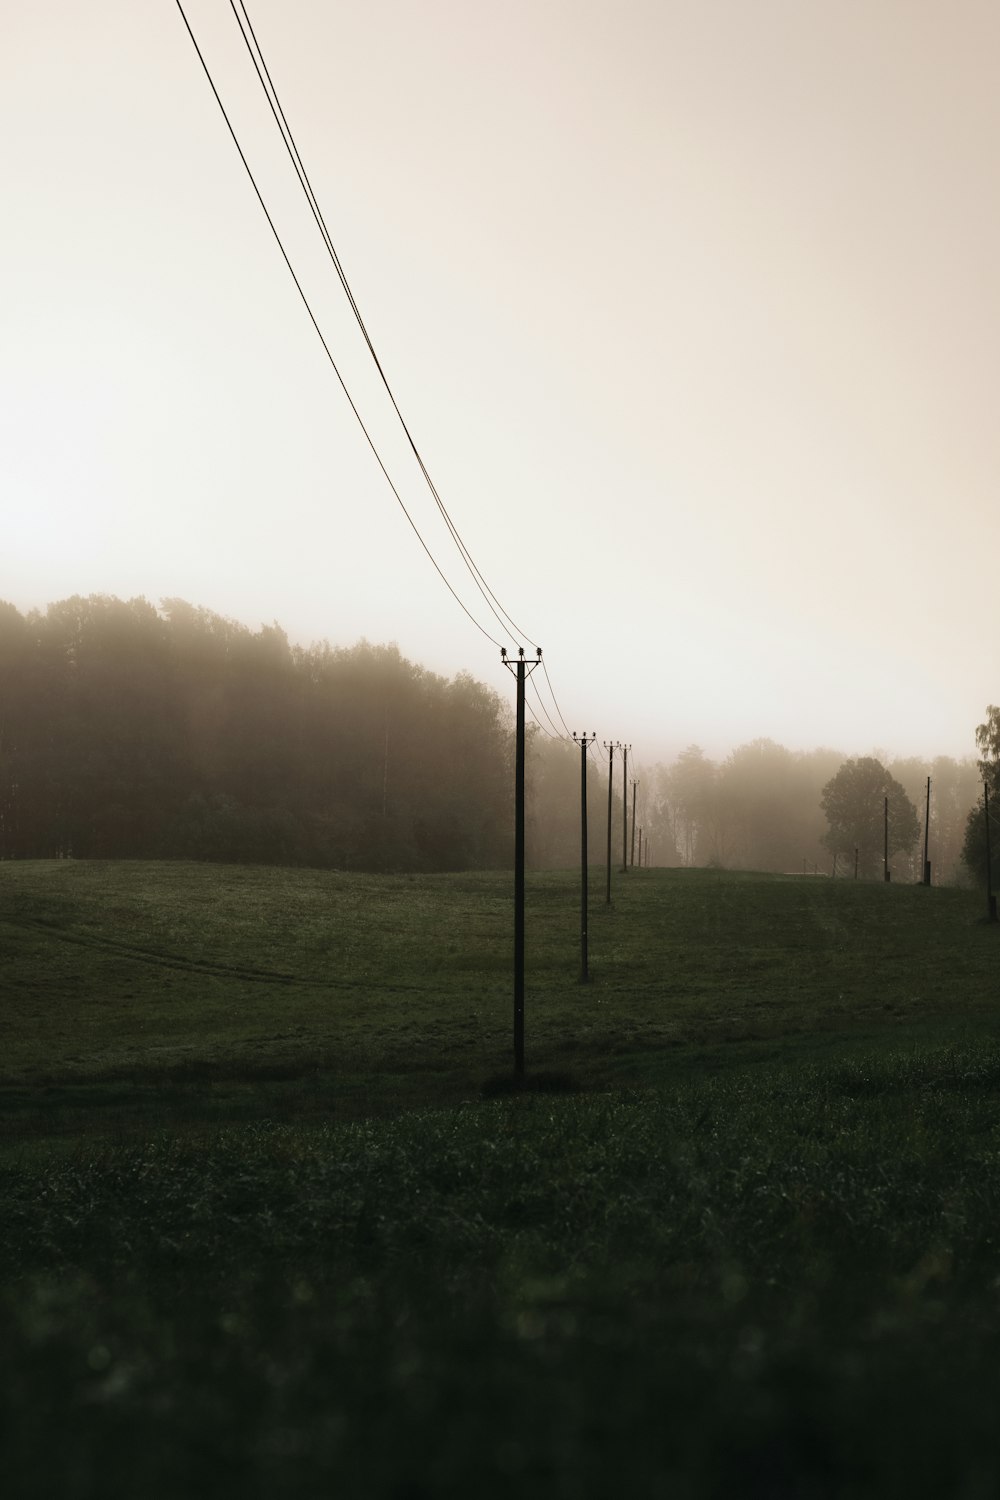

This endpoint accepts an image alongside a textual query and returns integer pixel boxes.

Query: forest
[0,595,987,882]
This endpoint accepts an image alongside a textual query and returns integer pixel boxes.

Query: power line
[179,1,593,750]
[527,675,566,739]
[540,655,573,738]
[173,0,505,652]
[525,698,559,740]
[228,0,537,653]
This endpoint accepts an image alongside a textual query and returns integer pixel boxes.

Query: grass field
[3,861,1000,1496]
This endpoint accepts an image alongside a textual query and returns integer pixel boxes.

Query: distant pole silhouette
[621,745,631,873]
[604,741,617,907]
[923,776,931,885]
[573,733,596,981]
[630,780,638,867]
[638,825,643,869]
[501,646,542,1078]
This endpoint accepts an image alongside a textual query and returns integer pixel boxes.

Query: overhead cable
[229,0,537,653]
[173,0,504,651]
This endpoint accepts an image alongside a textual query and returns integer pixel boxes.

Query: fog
[0,596,984,883]
[4,2,999,762]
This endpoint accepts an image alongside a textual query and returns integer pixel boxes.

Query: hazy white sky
[4,0,998,764]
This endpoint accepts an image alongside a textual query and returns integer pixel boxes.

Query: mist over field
[0,594,989,886]
[6,4,1000,1494]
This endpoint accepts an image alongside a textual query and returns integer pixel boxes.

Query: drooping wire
[229,0,537,653]
[526,675,566,740]
[173,0,504,651]
[181,0,590,746]
[525,698,559,740]
[540,655,573,737]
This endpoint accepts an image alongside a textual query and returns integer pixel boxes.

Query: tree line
[529,738,983,885]
[0,595,988,883]
[0,596,513,871]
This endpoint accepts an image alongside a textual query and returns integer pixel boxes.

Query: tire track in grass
[0,916,432,993]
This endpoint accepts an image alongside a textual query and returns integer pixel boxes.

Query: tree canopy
[961,706,1000,887]
[821,757,919,879]
[0,595,515,872]
[0,595,982,881]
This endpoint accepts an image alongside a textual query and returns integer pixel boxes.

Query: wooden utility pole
[573,733,596,982]
[604,741,617,906]
[630,780,638,867]
[501,646,542,1078]
[621,745,631,873]
[923,776,931,885]
[637,826,643,869]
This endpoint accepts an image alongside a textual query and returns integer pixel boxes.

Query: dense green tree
[961,707,1000,887]
[821,757,919,879]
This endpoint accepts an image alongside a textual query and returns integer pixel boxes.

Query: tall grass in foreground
[5,1046,1000,1498]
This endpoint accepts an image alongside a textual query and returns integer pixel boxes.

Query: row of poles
[502,648,648,1078]
[881,777,993,922]
[502,657,998,1078]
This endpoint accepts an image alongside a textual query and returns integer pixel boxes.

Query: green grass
[2,859,997,1133]
[3,861,1000,1496]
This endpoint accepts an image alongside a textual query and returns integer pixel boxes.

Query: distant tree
[890,754,981,886]
[665,746,720,865]
[961,706,1000,887]
[719,739,839,874]
[642,764,684,868]
[0,594,518,872]
[975,706,1000,782]
[821,757,919,879]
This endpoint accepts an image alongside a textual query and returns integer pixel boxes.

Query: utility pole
[883,795,890,882]
[637,826,642,869]
[630,780,638,867]
[501,646,542,1079]
[573,733,596,982]
[604,741,617,906]
[923,776,931,885]
[621,744,631,873]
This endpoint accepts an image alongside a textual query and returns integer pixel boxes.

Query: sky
[4,0,999,767]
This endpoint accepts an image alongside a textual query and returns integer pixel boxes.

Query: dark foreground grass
[4,862,1000,1495]
[5,1047,1000,1498]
